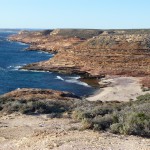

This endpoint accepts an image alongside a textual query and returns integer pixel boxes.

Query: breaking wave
[17,42,28,46]
[21,69,52,73]
[7,65,24,70]
[38,51,54,57]
[56,76,65,81]
[56,76,91,87]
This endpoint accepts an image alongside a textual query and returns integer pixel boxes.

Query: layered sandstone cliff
[9,29,150,78]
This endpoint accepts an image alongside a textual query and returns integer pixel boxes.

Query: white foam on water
[56,75,91,87]
[7,65,52,73]
[17,42,28,46]
[56,76,65,81]
[68,76,81,80]
[38,51,54,56]
[7,65,12,69]
[7,64,26,71]
[38,51,50,54]
[21,69,52,73]
[14,65,22,70]
[65,78,91,87]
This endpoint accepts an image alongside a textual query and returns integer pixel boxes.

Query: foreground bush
[73,94,150,137]
[0,93,150,137]
[0,97,73,116]
[110,112,150,136]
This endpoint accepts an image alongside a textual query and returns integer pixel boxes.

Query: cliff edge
[9,29,150,78]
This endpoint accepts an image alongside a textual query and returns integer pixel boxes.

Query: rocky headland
[9,29,150,78]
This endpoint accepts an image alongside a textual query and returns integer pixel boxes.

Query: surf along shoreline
[8,29,150,101]
[8,36,100,98]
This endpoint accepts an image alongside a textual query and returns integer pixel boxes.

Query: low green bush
[111,112,150,137]
[0,98,71,115]
[136,93,150,103]
[72,94,150,137]
[92,114,115,130]
[0,93,149,137]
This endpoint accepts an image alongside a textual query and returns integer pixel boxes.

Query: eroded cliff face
[9,29,150,78]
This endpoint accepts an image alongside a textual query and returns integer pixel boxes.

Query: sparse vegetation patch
[0,92,150,137]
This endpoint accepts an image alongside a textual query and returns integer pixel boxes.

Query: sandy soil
[0,113,150,150]
[87,76,150,102]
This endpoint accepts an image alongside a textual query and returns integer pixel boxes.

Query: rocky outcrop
[9,29,150,78]
[10,31,85,53]
[0,88,80,101]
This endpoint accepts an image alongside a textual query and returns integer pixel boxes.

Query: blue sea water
[0,30,96,96]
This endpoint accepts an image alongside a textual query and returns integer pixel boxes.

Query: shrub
[136,93,150,103]
[72,110,93,121]
[110,123,123,134]
[92,106,113,116]
[72,93,150,137]
[92,114,115,130]
[0,98,72,115]
[0,93,150,137]
[111,112,150,137]
[81,118,93,130]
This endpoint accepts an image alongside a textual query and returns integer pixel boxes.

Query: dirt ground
[0,113,149,150]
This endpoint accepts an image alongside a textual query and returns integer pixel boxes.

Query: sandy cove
[87,76,150,102]
[9,29,150,102]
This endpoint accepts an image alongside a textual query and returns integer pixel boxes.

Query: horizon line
[0,27,150,30]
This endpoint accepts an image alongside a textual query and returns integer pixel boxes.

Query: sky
[0,0,150,29]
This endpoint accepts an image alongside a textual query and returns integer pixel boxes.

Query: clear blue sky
[0,0,150,29]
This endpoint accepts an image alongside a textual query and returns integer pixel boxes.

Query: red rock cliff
[9,29,150,78]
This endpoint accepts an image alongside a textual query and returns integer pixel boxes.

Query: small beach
[87,76,150,102]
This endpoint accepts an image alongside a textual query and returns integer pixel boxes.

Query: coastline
[0,30,150,149]
[0,32,95,97]
[12,37,102,97]
[8,29,150,100]
[86,76,150,102]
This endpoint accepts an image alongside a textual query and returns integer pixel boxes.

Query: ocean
[0,30,96,96]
